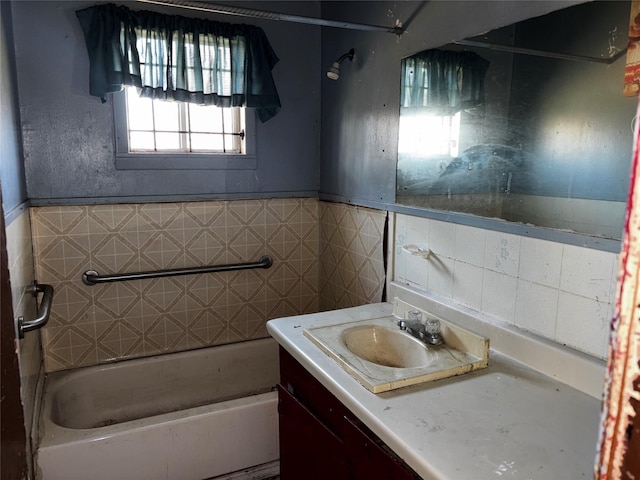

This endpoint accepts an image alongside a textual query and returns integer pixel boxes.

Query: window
[114,89,256,170]
[76,3,281,170]
[125,87,245,154]
[398,110,461,158]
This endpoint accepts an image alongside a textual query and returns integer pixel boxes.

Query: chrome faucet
[396,311,443,346]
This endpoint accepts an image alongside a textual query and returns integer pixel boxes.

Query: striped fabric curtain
[76,3,281,122]
[401,49,489,115]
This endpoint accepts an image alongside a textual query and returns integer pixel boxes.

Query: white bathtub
[36,338,280,480]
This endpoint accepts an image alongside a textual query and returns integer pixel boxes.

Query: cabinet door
[277,385,349,480]
[279,347,350,434]
[344,416,422,480]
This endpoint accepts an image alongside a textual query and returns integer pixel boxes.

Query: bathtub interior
[36,338,281,480]
[47,338,280,429]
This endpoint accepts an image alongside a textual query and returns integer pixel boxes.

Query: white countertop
[267,300,603,480]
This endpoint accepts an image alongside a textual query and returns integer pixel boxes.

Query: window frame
[113,90,257,171]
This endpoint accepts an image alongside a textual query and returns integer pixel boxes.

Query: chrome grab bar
[82,255,273,286]
[17,283,55,339]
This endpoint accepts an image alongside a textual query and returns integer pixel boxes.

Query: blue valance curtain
[76,3,281,122]
[401,49,489,115]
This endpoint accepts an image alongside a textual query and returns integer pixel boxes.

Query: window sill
[115,153,257,170]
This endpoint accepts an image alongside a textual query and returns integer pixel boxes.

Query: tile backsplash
[393,213,618,359]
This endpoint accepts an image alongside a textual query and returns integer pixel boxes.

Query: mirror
[396,1,636,241]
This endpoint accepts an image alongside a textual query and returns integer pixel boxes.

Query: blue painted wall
[9,0,590,207]
[11,1,321,204]
[1,0,27,218]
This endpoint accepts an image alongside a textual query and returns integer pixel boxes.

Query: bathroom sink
[341,324,436,368]
[304,301,489,393]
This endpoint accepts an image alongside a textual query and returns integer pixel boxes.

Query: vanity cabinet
[277,347,421,480]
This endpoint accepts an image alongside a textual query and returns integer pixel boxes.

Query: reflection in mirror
[396,1,636,241]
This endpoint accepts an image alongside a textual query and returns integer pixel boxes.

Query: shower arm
[335,49,355,65]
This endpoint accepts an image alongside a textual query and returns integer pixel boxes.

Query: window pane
[121,88,245,154]
[153,101,180,132]
[222,107,233,128]
[224,134,238,151]
[189,104,222,133]
[155,132,181,150]
[127,89,154,130]
[130,131,155,151]
[191,133,223,151]
[398,111,460,157]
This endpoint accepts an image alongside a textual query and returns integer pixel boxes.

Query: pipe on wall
[136,0,404,34]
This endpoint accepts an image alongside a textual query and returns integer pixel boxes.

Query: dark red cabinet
[278,347,422,480]
[277,385,349,479]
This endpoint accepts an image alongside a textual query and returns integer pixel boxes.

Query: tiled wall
[6,208,40,479]
[318,202,387,311]
[34,198,613,369]
[31,199,388,372]
[31,199,321,372]
[393,213,618,359]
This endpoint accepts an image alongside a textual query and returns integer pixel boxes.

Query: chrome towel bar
[17,283,55,339]
[82,255,273,286]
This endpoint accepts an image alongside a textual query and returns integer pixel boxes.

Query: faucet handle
[425,317,443,345]
[425,317,441,335]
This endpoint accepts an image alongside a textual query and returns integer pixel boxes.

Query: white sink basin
[304,311,489,393]
[342,324,436,368]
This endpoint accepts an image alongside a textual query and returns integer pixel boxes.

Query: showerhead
[326,62,341,80]
[326,48,355,80]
